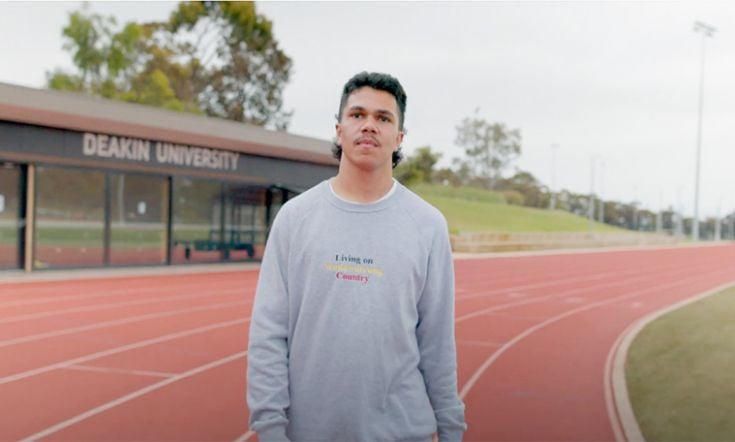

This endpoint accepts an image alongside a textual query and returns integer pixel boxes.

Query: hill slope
[410,184,623,234]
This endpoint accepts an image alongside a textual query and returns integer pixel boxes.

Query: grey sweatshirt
[247,180,466,441]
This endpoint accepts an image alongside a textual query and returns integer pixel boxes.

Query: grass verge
[417,194,621,233]
[626,285,735,441]
[409,183,622,233]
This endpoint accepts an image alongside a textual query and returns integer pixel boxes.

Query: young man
[247,72,466,441]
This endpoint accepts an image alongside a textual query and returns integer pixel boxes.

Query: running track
[1,244,734,441]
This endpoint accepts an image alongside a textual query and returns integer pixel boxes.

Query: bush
[501,190,525,206]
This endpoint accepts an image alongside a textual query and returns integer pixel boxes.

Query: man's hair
[332,71,406,168]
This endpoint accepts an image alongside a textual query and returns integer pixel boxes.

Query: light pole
[549,144,559,210]
[692,20,716,241]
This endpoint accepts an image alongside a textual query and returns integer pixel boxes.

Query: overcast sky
[1,1,733,218]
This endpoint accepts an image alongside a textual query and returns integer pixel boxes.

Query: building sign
[0,120,336,189]
[82,133,240,171]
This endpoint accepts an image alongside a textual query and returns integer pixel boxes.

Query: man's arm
[247,211,291,441]
[416,220,467,442]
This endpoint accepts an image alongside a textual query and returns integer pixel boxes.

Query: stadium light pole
[549,144,559,210]
[692,20,716,241]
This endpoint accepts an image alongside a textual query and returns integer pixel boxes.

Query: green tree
[47,1,292,128]
[168,1,292,128]
[432,167,462,187]
[495,170,550,208]
[453,110,521,189]
[394,146,442,186]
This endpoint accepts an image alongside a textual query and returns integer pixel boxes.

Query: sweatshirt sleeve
[416,219,467,442]
[247,209,292,441]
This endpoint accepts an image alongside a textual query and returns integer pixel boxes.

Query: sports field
[1,244,734,440]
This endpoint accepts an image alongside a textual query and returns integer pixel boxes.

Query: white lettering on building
[82,132,239,171]
[154,142,239,171]
[82,133,150,162]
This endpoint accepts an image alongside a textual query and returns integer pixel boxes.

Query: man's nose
[360,116,377,133]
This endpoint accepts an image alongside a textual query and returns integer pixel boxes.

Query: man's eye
[379,116,391,122]
[351,113,362,119]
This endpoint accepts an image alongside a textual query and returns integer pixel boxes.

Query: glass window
[171,177,224,263]
[0,163,21,269]
[109,173,168,265]
[35,166,105,268]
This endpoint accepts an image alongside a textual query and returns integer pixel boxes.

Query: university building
[0,82,336,272]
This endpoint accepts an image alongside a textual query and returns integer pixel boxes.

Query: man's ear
[395,131,404,151]
[335,123,343,145]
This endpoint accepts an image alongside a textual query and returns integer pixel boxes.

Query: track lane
[3,244,735,441]
[458,245,735,441]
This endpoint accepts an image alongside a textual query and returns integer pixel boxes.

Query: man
[247,72,466,441]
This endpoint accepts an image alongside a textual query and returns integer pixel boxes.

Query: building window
[171,177,224,263]
[172,178,271,263]
[34,166,105,268]
[109,173,168,266]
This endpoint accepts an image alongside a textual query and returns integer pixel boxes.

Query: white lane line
[607,280,735,442]
[0,318,247,386]
[455,267,661,324]
[564,297,586,303]
[21,351,248,442]
[604,321,635,442]
[234,430,256,442]
[456,339,503,348]
[63,364,176,378]
[0,288,249,324]
[0,300,249,349]
[455,260,676,295]
[455,263,676,302]
[456,270,618,300]
[458,267,734,400]
[0,279,247,308]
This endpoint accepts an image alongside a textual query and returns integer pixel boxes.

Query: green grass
[34,226,168,248]
[410,184,620,233]
[1,224,232,248]
[626,286,735,441]
[410,183,507,204]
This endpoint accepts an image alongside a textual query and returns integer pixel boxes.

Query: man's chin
[344,157,390,173]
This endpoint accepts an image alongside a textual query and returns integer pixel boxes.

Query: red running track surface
[1,244,734,441]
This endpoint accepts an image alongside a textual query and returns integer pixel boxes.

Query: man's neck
[332,165,395,204]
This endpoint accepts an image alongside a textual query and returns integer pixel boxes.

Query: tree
[432,167,462,187]
[495,171,550,208]
[168,1,292,128]
[453,110,521,189]
[47,1,292,129]
[394,146,442,186]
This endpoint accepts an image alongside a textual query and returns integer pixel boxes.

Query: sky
[1,1,734,218]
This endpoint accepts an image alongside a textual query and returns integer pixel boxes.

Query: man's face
[335,87,404,173]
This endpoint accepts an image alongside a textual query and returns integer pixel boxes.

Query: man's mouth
[356,137,379,148]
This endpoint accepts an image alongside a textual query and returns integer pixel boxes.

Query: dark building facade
[0,82,336,271]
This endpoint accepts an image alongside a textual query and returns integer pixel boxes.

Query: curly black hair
[332,71,406,169]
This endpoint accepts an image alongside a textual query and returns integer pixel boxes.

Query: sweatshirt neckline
[321,179,402,213]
